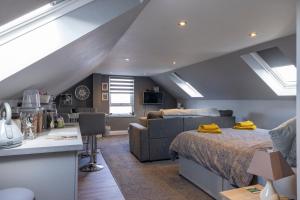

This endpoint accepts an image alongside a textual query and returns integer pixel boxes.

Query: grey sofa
[129,116,235,162]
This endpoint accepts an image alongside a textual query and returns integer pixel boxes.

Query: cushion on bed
[269,117,296,159]
[287,138,296,167]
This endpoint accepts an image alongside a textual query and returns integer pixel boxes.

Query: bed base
[179,156,234,200]
[178,156,297,200]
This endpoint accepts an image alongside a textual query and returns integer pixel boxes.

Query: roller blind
[109,77,134,115]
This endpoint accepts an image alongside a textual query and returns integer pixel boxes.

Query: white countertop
[0,126,83,157]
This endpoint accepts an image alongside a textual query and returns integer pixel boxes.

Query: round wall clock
[75,85,90,101]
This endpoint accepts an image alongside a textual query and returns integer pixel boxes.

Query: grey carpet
[99,135,214,200]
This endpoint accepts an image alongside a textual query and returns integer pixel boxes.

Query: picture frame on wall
[102,82,108,91]
[102,93,108,101]
[60,94,72,106]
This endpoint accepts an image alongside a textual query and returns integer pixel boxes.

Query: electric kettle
[0,102,23,148]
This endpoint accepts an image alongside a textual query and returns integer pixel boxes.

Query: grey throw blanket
[170,128,272,187]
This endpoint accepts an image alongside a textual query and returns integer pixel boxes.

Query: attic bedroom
[0,0,298,200]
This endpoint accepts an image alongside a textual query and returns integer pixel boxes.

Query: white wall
[181,99,296,129]
[296,0,300,196]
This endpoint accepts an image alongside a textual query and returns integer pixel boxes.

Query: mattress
[169,128,272,187]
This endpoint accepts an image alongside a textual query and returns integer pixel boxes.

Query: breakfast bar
[0,126,83,200]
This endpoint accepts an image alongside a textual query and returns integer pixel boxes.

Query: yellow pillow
[236,120,254,127]
[234,125,257,130]
[200,123,220,130]
[198,127,222,134]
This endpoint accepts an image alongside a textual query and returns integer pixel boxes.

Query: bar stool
[0,187,35,200]
[79,112,106,172]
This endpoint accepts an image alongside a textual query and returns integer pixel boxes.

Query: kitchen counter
[0,126,83,157]
[0,126,83,200]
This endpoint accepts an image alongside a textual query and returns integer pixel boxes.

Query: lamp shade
[247,150,294,181]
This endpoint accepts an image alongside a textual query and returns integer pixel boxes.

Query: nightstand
[220,184,289,200]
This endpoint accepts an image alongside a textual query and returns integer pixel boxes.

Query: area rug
[99,135,213,200]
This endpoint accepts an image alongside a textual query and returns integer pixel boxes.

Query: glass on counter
[20,110,44,140]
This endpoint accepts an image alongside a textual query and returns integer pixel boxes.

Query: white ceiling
[96,0,296,76]
[0,0,144,99]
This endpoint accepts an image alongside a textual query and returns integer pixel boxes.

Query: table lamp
[247,150,294,200]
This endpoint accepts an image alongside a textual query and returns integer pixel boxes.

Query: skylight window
[241,47,296,96]
[169,73,203,98]
[0,0,94,45]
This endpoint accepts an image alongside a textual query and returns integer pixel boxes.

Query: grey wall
[55,75,93,109]
[152,35,296,129]
[181,99,295,129]
[93,74,176,130]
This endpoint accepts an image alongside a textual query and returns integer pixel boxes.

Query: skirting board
[178,156,297,200]
[109,130,128,136]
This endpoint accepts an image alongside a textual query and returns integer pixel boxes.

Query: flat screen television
[143,91,163,104]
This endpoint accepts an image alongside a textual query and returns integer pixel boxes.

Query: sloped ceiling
[0,0,51,26]
[151,35,296,100]
[0,0,147,99]
[96,0,296,76]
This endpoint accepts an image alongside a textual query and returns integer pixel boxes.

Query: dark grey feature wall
[152,35,296,100]
[55,75,93,110]
[151,35,296,129]
[93,74,177,130]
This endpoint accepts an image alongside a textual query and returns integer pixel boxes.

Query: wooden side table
[220,184,289,200]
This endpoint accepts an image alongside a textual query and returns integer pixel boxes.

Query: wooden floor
[78,152,125,200]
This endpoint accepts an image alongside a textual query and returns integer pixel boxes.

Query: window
[241,47,296,96]
[0,0,94,45]
[109,77,134,116]
[169,72,203,98]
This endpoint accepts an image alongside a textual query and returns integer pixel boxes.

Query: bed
[170,128,296,200]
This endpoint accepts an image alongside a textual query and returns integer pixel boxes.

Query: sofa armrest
[128,123,149,161]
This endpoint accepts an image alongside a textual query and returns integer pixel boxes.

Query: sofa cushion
[160,108,220,117]
[148,118,183,139]
[287,138,296,167]
[269,117,296,159]
[139,117,148,127]
[147,111,163,119]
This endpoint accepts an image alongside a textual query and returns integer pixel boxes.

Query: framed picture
[102,82,108,91]
[102,93,108,101]
[60,94,72,105]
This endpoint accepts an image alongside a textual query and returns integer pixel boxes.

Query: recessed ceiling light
[178,20,187,27]
[249,32,257,38]
[172,61,176,65]
[124,58,130,62]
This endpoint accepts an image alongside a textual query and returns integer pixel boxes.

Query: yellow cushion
[236,120,254,127]
[233,125,257,130]
[200,123,219,130]
[198,127,222,134]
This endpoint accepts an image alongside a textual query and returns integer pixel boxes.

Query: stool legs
[80,135,104,172]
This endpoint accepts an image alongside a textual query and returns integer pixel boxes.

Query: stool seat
[0,187,35,200]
